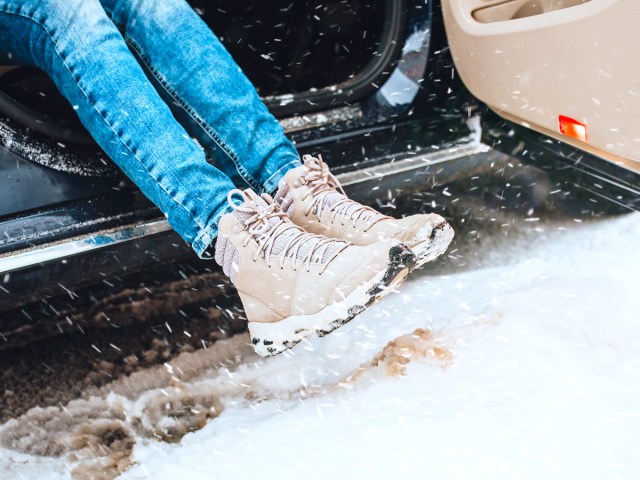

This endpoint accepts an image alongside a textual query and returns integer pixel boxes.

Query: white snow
[2,212,640,479]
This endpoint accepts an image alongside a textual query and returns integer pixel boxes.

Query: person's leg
[0,0,236,256]
[0,0,418,358]
[99,0,301,195]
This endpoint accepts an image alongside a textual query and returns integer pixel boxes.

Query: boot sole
[411,220,455,268]
[248,245,416,357]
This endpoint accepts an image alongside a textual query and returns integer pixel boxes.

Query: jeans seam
[123,33,263,192]
[261,158,300,194]
[0,7,216,243]
[191,200,234,258]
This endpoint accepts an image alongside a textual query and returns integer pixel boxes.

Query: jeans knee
[104,0,193,29]
[0,0,113,68]
[28,0,103,24]
[19,0,113,51]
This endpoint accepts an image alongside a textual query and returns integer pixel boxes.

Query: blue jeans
[0,0,301,256]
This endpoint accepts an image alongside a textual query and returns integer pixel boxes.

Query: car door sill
[0,141,492,274]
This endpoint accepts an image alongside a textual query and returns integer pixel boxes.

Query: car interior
[0,0,397,166]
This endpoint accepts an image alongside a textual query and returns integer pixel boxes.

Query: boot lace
[228,189,348,272]
[300,155,388,230]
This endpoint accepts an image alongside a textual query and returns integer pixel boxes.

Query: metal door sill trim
[0,141,489,274]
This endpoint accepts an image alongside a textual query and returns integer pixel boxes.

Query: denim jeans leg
[99,0,302,196]
[0,0,237,256]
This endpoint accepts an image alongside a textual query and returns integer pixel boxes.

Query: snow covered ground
[1,211,639,480]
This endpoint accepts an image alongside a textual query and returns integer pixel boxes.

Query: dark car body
[0,0,638,345]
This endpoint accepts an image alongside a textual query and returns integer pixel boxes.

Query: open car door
[442,0,640,172]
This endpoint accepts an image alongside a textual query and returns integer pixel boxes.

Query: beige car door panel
[442,0,640,172]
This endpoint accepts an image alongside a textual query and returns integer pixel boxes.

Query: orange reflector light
[558,115,588,142]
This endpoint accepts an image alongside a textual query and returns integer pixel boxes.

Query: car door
[441,0,640,172]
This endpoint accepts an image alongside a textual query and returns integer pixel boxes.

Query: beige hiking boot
[274,155,454,268]
[214,189,416,357]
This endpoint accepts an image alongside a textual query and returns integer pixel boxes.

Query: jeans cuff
[261,157,302,195]
[191,202,234,259]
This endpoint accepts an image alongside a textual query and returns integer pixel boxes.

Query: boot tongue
[289,164,310,178]
[297,168,386,224]
[241,188,269,210]
[241,189,346,266]
[231,189,274,225]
